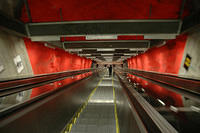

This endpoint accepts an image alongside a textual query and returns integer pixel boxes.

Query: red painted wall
[128,35,187,74]
[20,0,189,103]
[24,39,92,98]
[21,0,189,23]
[127,35,188,107]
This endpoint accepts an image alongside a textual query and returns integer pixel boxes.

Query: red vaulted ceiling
[21,0,189,23]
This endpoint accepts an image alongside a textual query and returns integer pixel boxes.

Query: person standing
[109,65,112,77]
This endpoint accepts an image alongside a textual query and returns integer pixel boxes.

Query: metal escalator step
[75,118,116,125]
[71,124,116,133]
[70,77,116,133]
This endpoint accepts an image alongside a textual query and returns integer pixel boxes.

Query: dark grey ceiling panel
[0,10,27,36]
[64,40,150,49]
[28,20,180,36]
[73,49,143,54]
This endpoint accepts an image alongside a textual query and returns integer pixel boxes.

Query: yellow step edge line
[112,76,120,133]
[63,73,105,133]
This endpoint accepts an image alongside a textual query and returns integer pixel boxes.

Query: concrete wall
[178,31,200,106]
[0,30,33,80]
[0,30,33,106]
[179,31,200,79]
[0,0,19,17]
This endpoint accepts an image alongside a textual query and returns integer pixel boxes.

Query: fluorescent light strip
[170,106,178,113]
[79,54,91,56]
[130,48,148,51]
[191,106,200,112]
[86,35,118,40]
[157,99,166,106]
[97,49,115,51]
[66,49,83,52]
[124,54,136,56]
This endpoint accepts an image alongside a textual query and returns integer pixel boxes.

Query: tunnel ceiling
[20,0,189,22]
[0,0,194,63]
[19,0,189,63]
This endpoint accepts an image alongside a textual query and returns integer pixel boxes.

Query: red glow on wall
[24,38,92,98]
[127,35,188,107]
[128,35,187,74]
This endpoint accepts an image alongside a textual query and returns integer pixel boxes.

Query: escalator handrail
[0,69,99,97]
[0,72,98,118]
[116,73,178,133]
[126,68,200,93]
[124,68,200,102]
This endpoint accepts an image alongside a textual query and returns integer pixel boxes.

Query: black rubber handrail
[0,69,98,97]
[124,68,200,102]
[0,73,98,118]
[116,73,178,133]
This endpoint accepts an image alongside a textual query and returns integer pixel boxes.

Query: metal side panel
[27,20,180,36]
[116,73,178,133]
[0,74,102,133]
[113,75,147,133]
[63,40,150,49]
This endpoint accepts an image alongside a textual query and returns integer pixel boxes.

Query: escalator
[0,69,180,133]
[65,73,118,133]
[62,70,176,133]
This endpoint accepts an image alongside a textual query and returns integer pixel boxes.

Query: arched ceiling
[21,0,189,22]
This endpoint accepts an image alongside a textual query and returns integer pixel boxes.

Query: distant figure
[109,65,112,77]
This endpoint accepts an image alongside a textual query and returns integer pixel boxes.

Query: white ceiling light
[97,49,115,51]
[130,48,138,51]
[130,48,148,51]
[65,49,83,52]
[124,54,136,56]
[86,35,118,40]
[79,54,91,56]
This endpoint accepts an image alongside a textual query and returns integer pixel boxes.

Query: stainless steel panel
[0,74,102,133]
[113,75,147,133]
